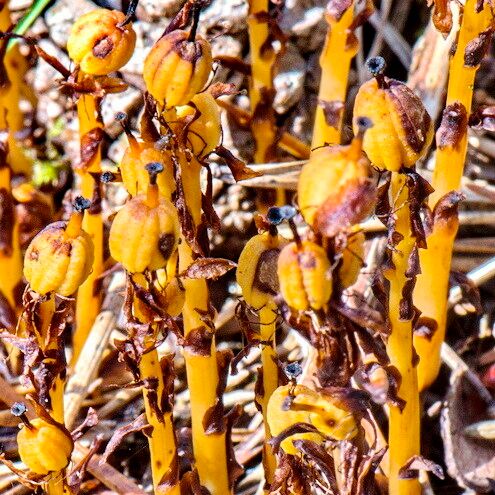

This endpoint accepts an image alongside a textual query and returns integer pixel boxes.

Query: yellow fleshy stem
[140,347,179,494]
[257,302,278,485]
[179,154,230,494]
[38,295,67,495]
[414,0,493,390]
[0,166,22,310]
[0,2,31,176]
[385,173,420,495]
[247,0,277,164]
[312,4,356,148]
[73,90,104,361]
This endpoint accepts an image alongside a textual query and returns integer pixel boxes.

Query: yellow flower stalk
[67,7,136,360]
[109,163,180,494]
[312,1,356,147]
[178,153,230,494]
[414,0,494,390]
[0,1,32,176]
[0,163,22,311]
[23,199,94,495]
[353,56,433,495]
[237,224,286,484]
[73,90,104,361]
[247,0,277,164]
[384,173,421,495]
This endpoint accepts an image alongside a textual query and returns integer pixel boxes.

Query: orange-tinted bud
[109,165,180,273]
[353,57,433,171]
[267,384,358,455]
[143,30,212,107]
[277,240,332,312]
[298,130,371,232]
[174,92,221,157]
[24,199,94,297]
[337,230,365,288]
[237,231,286,308]
[17,418,73,475]
[120,139,175,198]
[67,9,136,76]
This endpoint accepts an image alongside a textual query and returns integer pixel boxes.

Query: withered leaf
[215,145,261,181]
[450,271,482,314]
[326,0,353,21]
[292,439,337,487]
[35,45,71,79]
[314,178,377,238]
[180,257,236,280]
[183,326,213,356]
[71,407,98,441]
[213,56,252,75]
[269,422,322,454]
[319,100,344,129]
[399,455,444,480]
[67,435,103,492]
[436,102,468,150]
[100,414,152,464]
[429,0,453,35]
[77,127,105,173]
[0,188,14,256]
[207,82,239,99]
[464,28,493,67]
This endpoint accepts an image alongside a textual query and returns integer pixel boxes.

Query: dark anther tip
[73,196,91,212]
[356,116,373,132]
[267,205,297,225]
[145,162,164,176]
[115,111,127,122]
[101,171,116,183]
[11,402,27,417]
[365,56,386,77]
[285,362,302,379]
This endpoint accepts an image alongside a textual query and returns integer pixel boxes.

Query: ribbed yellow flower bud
[353,57,433,171]
[109,163,180,273]
[277,240,332,312]
[24,197,94,297]
[143,30,212,107]
[267,384,357,455]
[67,9,136,76]
[17,416,73,475]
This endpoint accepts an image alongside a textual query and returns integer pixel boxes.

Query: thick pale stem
[385,173,420,495]
[73,90,103,361]
[247,0,277,164]
[258,302,277,485]
[311,6,356,148]
[0,2,31,175]
[0,166,22,310]
[179,155,230,494]
[38,295,67,495]
[414,0,493,390]
[140,347,179,495]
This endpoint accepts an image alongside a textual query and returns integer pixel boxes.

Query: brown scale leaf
[180,257,236,280]
[432,190,464,230]
[399,455,444,480]
[414,315,438,340]
[156,449,180,493]
[314,178,377,238]
[67,435,103,492]
[319,100,345,129]
[35,45,71,79]
[71,407,98,441]
[100,414,152,464]
[77,127,105,173]
[0,188,14,256]
[216,145,261,181]
[464,28,494,67]
[270,452,313,495]
[293,439,337,488]
[140,93,162,143]
[436,102,468,150]
[428,0,453,35]
[269,422,322,454]
[202,349,233,435]
[180,469,210,495]
[183,326,214,356]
